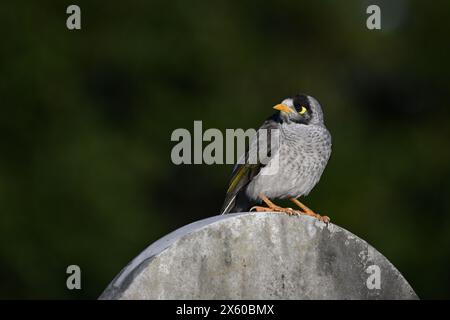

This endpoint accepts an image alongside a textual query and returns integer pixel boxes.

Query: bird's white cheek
[282,114,293,123]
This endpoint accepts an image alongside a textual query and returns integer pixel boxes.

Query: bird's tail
[220,192,253,214]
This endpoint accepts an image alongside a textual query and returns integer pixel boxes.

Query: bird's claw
[251,205,330,224]
[318,215,330,224]
[250,205,297,216]
[250,206,273,212]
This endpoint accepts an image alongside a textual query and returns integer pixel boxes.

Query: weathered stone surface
[99,212,418,300]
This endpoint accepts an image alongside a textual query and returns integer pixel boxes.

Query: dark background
[1,0,449,299]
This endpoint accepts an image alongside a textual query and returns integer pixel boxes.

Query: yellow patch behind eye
[299,106,307,114]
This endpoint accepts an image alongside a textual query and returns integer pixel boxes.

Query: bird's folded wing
[220,116,281,214]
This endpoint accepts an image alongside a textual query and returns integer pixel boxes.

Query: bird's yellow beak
[273,104,293,113]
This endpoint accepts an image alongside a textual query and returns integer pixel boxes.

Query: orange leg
[250,194,299,216]
[289,198,330,223]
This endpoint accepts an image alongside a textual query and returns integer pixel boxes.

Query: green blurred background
[1,0,449,299]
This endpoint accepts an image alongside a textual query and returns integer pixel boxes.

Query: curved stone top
[99,212,418,300]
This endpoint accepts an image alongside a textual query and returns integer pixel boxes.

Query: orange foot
[289,197,330,224]
[250,194,330,224]
[250,194,298,215]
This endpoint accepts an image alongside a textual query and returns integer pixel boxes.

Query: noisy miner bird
[220,94,332,222]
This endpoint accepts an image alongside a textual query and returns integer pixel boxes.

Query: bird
[220,93,332,223]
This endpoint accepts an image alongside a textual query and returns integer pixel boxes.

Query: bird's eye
[299,106,307,115]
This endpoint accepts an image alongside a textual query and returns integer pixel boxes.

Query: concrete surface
[99,212,418,300]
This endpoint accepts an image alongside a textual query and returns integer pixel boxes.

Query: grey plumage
[221,94,331,214]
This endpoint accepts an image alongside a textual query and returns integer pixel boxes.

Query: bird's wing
[220,114,281,214]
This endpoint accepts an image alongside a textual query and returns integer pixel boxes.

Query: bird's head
[273,94,324,125]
